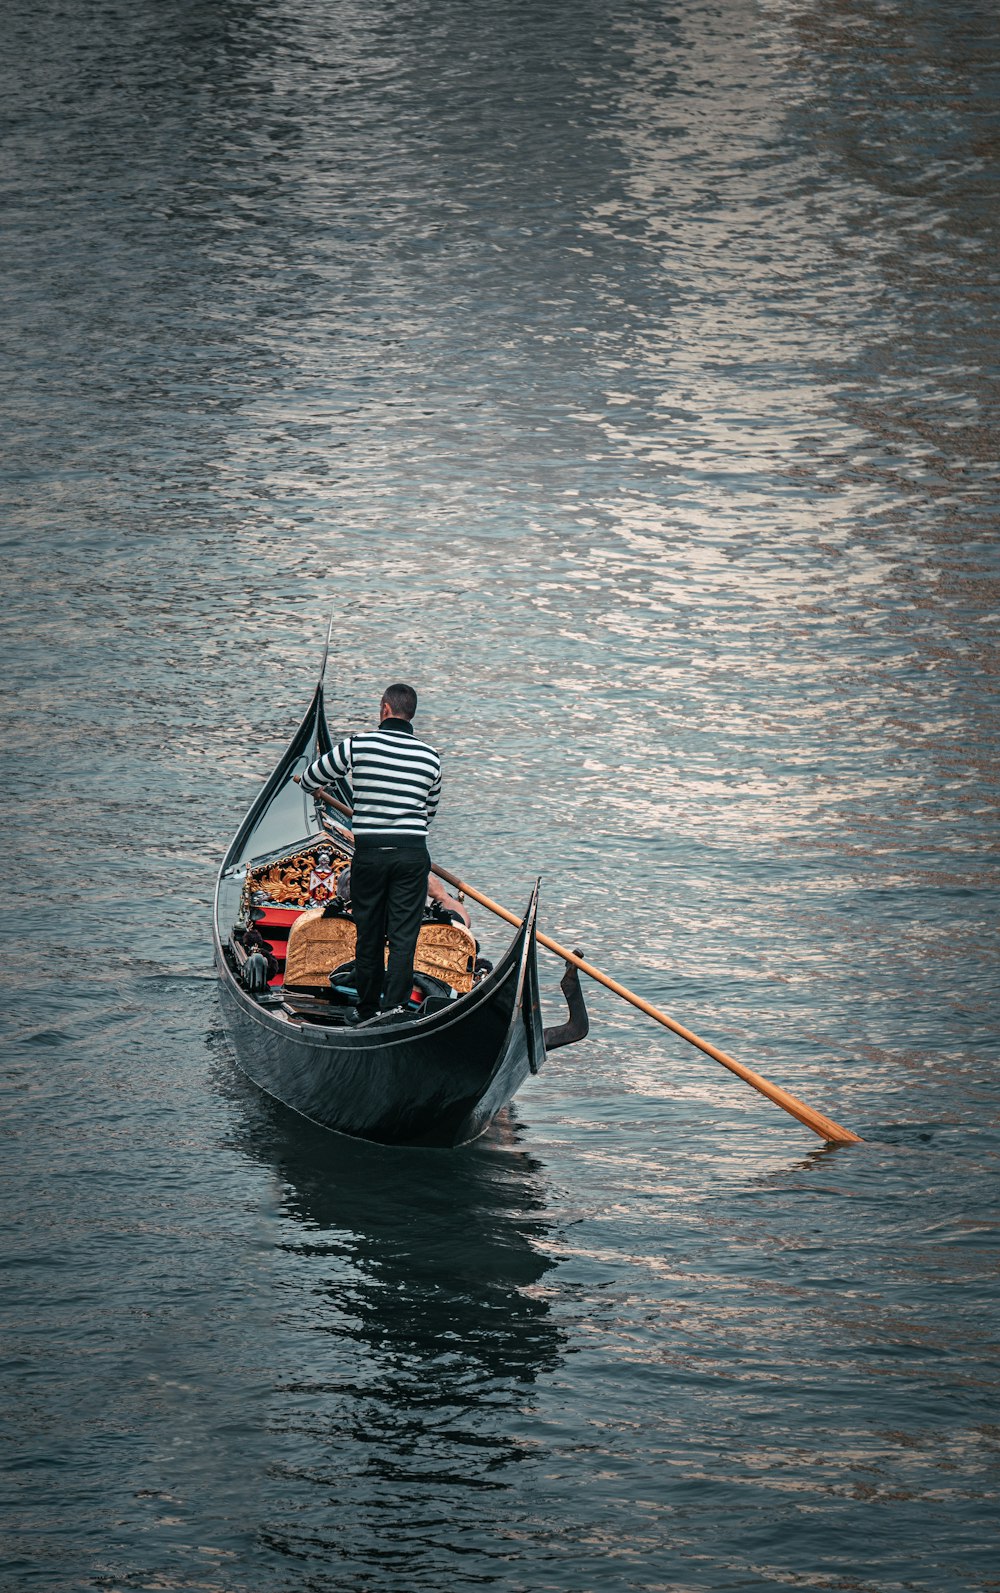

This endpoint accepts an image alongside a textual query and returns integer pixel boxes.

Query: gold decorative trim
[242,840,351,918]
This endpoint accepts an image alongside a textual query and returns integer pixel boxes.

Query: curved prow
[220,681,332,875]
[543,951,590,1052]
[317,605,336,693]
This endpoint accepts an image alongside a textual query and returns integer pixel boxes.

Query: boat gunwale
[213,922,527,1050]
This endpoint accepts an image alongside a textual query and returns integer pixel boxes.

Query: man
[300,683,441,1023]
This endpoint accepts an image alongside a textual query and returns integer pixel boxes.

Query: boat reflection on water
[221,1070,565,1408]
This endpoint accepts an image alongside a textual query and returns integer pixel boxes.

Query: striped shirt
[301,719,441,846]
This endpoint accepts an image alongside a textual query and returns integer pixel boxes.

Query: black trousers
[350,844,430,1018]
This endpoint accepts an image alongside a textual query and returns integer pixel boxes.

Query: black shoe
[340,1007,363,1025]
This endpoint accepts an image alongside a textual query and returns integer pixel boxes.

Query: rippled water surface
[2,0,998,1588]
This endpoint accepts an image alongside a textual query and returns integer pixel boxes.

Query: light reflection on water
[2,0,998,1587]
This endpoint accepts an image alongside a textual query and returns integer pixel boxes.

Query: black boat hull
[215,911,542,1147]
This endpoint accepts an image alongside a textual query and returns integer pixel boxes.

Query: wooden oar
[299,780,862,1145]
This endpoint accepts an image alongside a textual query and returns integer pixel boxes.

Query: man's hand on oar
[299,780,862,1146]
[293,774,353,840]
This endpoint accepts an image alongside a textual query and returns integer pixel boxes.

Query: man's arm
[427,871,471,928]
[300,738,352,797]
[425,758,441,826]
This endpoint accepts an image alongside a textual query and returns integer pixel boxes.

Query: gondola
[213,650,588,1149]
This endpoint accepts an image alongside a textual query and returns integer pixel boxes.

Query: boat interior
[224,835,483,1029]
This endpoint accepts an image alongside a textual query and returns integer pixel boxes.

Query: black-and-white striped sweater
[300,722,441,845]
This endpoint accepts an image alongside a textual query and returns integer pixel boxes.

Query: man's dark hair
[381,682,418,720]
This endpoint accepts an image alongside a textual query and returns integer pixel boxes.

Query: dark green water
[2,0,998,1588]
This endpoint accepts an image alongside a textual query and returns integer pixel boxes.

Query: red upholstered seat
[253,906,304,937]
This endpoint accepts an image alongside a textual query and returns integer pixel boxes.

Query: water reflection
[226,1070,561,1367]
[220,1079,565,1558]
